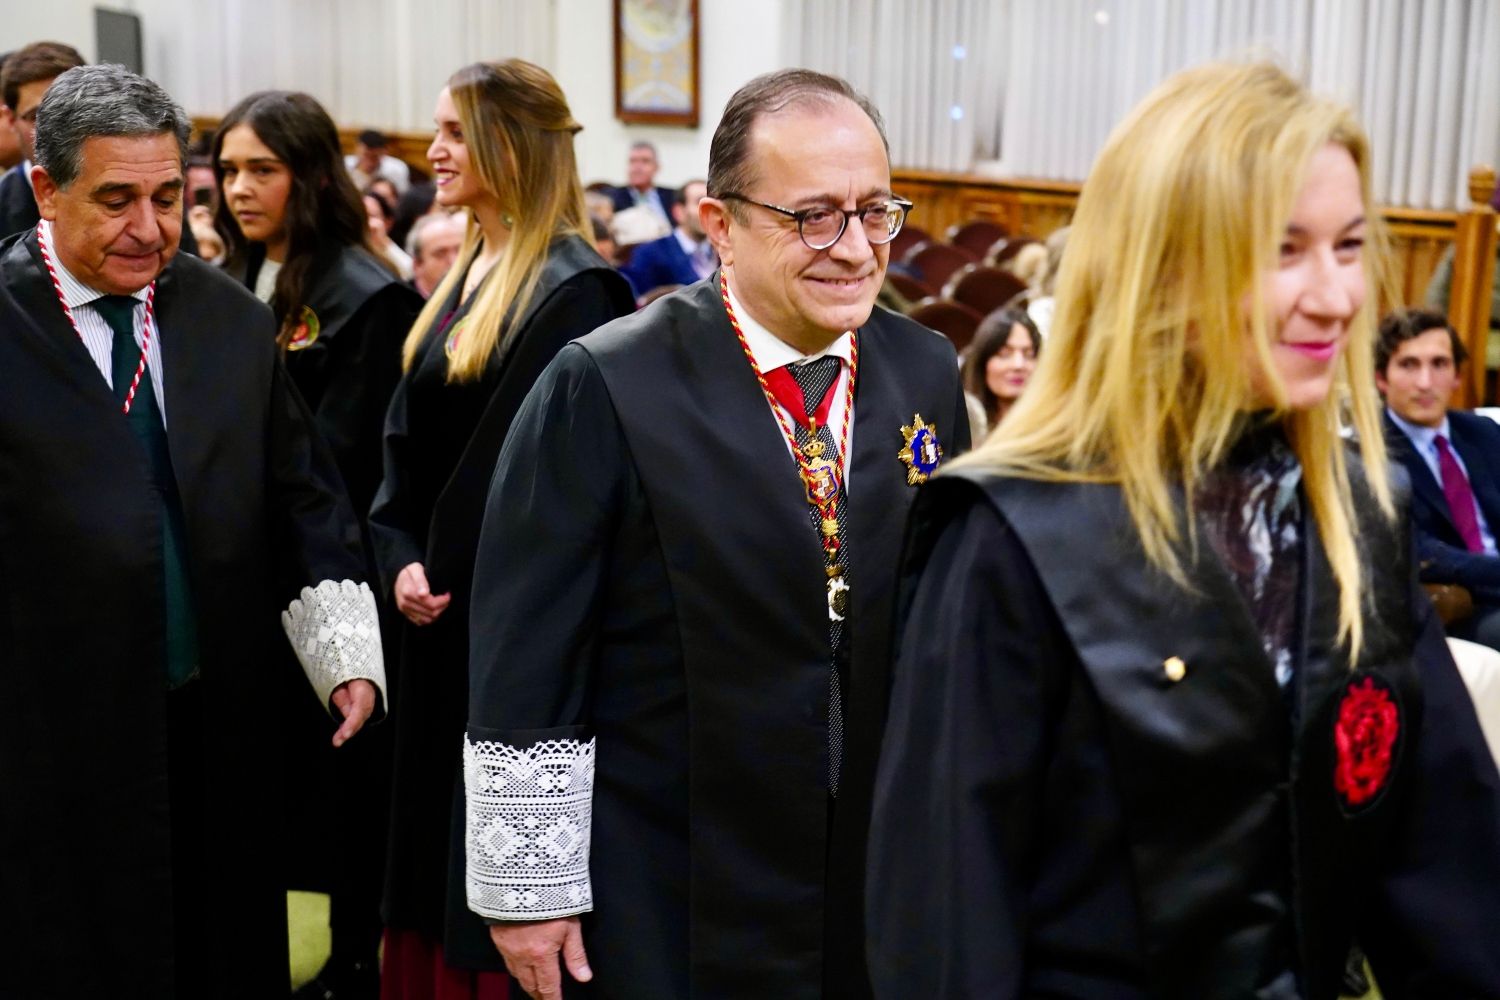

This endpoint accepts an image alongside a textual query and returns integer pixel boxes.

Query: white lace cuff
[464,734,596,920]
[280,579,388,715]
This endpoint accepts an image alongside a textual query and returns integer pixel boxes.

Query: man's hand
[489,917,592,999]
[394,562,451,626]
[329,678,377,747]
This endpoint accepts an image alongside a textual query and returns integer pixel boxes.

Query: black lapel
[845,314,923,675]
[0,231,124,409]
[1384,414,1455,534]
[151,256,213,490]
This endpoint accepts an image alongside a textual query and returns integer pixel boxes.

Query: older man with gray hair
[0,64,386,997]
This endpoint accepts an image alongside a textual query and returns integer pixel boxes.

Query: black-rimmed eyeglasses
[719,193,914,251]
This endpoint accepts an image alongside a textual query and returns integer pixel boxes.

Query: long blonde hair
[957,61,1398,656]
[401,59,593,381]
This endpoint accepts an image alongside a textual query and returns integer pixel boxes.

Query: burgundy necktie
[1436,434,1485,552]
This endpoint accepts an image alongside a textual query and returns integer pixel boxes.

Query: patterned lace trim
[280,579,387,712]
[465,736,596,920]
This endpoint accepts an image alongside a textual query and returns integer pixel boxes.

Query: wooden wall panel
[892,168,1457,308]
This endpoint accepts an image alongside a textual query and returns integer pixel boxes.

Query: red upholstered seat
[908,297,984,353]
[888,225,932,264]
[904,242,976,291]
[945,265,1030,317]
[948,219,1008,260]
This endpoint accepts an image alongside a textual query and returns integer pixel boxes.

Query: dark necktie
[788,356,847,796]
[93,294,200,687]
[1436,434,1485,552]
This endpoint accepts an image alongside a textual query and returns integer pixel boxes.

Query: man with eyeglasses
[460,69,966,999]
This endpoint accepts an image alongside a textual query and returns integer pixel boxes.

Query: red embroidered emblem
[1333,675,1400,809]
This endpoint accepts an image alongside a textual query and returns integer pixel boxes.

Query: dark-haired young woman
[214,90,424,999]
[961,305,1041,441]
[367,60,633,997]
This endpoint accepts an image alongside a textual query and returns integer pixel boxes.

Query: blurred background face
[627,145,656,189]
[985,323,1038,403]
[13,77,54,162]
[364,194,392,237]
[219,122,293,252]
[1376,327,1460,428]
[1247,143,1367,411]
[412,215,464,295]
[355,141,382,173]
[676,181,707,239]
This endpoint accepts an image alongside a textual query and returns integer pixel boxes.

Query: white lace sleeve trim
[280,579,388,715]
[464,735,596,920]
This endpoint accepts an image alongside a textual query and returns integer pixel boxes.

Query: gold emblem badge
[898,414,943,485]
[287,306,320,350]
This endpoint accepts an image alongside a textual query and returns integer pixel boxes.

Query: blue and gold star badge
[898,414,943,485]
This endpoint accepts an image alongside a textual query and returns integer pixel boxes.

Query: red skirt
[381,927,511,1000]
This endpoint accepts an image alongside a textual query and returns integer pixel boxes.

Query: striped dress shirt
[40,219,168,425]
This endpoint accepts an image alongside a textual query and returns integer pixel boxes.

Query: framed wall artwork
[614,0,700,127]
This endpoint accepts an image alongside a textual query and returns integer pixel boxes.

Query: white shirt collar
[725,279,853,373]
[673,227,701,257]
[21,159,33,192]
[38,219,152,307]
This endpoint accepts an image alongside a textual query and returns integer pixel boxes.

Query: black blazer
[0,164,39,239]
[1383,409,1500,605]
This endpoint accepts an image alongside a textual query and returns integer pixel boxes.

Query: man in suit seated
[610,140,675,224]
[620,178,716,298]
[1379,307,1500,648]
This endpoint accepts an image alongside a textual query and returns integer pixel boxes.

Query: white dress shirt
[40,219,168,425]
[727,281,856,492]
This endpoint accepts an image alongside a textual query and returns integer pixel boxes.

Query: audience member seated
[0,52,16,172]
[405,210,465,298]
[591,215,618,266]
[960,305,1041,441]
[186,133,217,212]
[345,128,411,194]
[620,178,715,298]
[610,140,674,224]
[1027,224,1069,337]
[0,41,84,238]
[585,186,615,225]
[389,179,436,249]
[1378,307,1500,650]
[364,187,413,279]
[1004,239,1048,291]
[188,204,225,265]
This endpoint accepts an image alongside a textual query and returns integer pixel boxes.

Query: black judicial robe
[0,231,368,996]
[230,244,420,900]
[464,277,970,997]
[370,236,633,945]
[867,468,1500,999]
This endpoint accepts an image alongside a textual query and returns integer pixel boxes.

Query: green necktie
[92,295,200,688]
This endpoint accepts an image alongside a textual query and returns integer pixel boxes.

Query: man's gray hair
[405,211,463,260]
[34,64,190,189]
